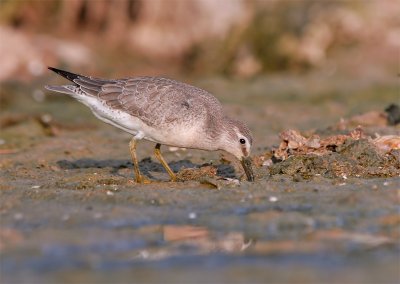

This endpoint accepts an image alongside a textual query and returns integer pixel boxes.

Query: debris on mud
[55,171,128,190]
[273,127,365,161]
[176,165,217,181]
[373,135,400,154]
[264,127,400,180]
[175,165,242,189]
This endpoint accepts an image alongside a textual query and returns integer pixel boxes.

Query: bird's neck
[214,116,236,151]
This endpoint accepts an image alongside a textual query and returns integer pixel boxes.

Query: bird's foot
[169,174,177,182]
[135,174,152,184]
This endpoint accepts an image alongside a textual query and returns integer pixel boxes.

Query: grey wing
[95,77,166,126]
[46,69,211,128]
[114,78,223,128]
[74,76,224,128]
[68,75,170,125]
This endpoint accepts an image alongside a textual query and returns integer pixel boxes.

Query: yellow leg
[154,143,177,182]
[129,138,149,183]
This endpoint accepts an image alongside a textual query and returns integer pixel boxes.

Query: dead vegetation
[257,107,400,180]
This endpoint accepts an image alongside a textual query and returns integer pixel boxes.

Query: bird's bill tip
[241,157,255,182]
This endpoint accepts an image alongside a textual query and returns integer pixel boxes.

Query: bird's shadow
[56,157,237,179]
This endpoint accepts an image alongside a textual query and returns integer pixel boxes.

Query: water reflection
[132,225,395,261]
[134,225,253,261]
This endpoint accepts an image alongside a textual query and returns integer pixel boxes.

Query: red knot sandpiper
[45,67,254,182]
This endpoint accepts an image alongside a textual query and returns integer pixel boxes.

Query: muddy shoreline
[1,75,399,283]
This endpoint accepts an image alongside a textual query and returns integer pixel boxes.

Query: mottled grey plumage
[45,67,255,182]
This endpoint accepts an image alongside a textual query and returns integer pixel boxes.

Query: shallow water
[1,74,399,283]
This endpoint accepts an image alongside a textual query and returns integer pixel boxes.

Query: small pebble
[269,196,278,202]
[223,178,240,186]
[106,190,114,196]
[188,212,197,219]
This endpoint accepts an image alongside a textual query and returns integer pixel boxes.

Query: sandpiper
[45,67,254,182]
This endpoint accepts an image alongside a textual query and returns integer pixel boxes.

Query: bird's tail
[45,67,82,95]
[48,67,81,82]
[45,66,107,97]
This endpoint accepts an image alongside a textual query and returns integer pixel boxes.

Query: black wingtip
[48,67,80,82]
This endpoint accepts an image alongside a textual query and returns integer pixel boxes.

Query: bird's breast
[143,122,215,150]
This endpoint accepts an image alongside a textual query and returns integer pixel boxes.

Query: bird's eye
[239,138,246,144]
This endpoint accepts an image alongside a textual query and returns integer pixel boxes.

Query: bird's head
[219,118,255,181]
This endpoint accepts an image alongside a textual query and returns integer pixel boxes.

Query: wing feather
[115,77,221,127]
[53,73,223,128]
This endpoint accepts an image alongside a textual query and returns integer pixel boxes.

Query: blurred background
[2,0,399,141]
[1,2,400,283]
[0,0,398,81]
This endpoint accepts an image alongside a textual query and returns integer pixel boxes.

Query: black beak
[241,157,255,182]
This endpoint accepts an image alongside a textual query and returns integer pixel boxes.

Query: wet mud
[1,76,399,283]
[267,129,400,180]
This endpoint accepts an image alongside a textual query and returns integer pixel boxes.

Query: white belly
[73,94,204,148]
[73,94,142,136]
